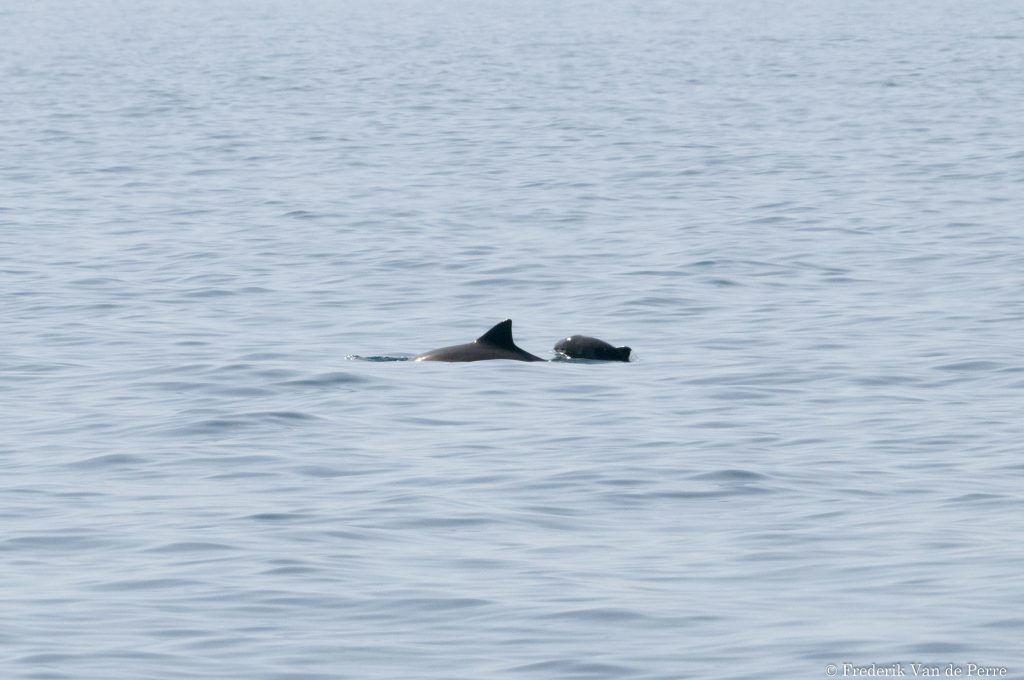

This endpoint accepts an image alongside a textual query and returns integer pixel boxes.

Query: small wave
[279,371,370,386]
[1,534,114,551]
[91,578,202,592]
[145,541,239,554]
[945,493,1008,505]
[389,597,491,612]
[242,410,322,422]
[650,486,772,499]
[245,512,309,522]
[934,360,1004,372]
[509,658,643,677]
[171,410,321,436]
[691,468,769,482]
[901,641,971,655]
[346,354,411,362]
[290,465,354,478]
[70,276,124,286]
[541,607,651,623]
[980,617,1024,629]
[67,453,144,469]
[181,288,237,298]
[144,380,209,392]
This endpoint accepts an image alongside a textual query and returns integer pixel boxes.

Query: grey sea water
[3,1,1023,678]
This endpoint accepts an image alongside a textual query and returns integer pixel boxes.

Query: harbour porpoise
[553,335,631,362]
[414,319,545,362]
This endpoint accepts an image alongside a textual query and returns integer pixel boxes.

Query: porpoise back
[415,319,545,362]
[553,335,631,362]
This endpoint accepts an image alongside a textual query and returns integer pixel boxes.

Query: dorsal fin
[476,319,515,349]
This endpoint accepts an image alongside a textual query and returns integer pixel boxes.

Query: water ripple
[2,1,1022,678]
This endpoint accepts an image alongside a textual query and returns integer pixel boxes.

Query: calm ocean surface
[3,1,1023,678]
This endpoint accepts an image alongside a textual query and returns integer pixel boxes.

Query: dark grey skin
[415,319,545,362]
[553,335,631,362]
